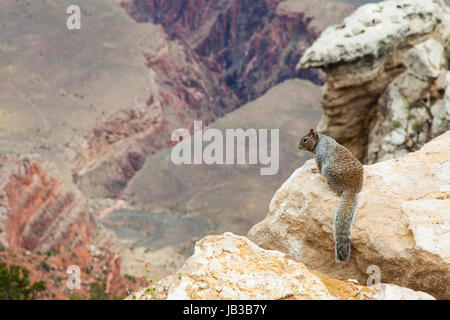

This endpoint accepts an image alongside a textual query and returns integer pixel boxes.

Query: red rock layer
[0,154,135,298]
[121,0,323,102]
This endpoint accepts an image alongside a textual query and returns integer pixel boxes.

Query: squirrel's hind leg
[322,166,343,195]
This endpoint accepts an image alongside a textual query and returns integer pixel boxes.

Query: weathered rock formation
[67,25,240,198]
[122,0,356,102]
[0,154,134,298]
[248,131,450,299]
[128,233,434,300]
[298,0,450,162]
[0,154,93,252]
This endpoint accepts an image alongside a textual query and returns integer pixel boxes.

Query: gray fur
[299,130,363,263]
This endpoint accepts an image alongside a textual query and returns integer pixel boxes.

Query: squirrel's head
[298,129,318,153]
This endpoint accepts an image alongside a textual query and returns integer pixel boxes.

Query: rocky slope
[298,0,450,162]
[0,154,138,298]
[128,233,434,300]
[0,0,239,199]
[64,10,241,198]
[248,131,450,299]
[122,0,356,102]
[0,154,92,252]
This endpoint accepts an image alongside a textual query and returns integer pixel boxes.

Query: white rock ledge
[298,0,447,68]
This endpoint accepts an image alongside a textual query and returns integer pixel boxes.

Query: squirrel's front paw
[311,167,319,174]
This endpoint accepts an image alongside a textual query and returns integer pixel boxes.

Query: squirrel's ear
[309,128,315,134]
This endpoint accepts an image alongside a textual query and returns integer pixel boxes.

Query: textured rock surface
[248,131,450,299]
[0,154,135,298]
[127,233,434,300]
[298,0,450,162]
[67,24,240,197]
[0,154,93,252]
[122,0,356,102]
[368,38,450,163]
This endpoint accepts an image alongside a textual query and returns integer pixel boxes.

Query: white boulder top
[298,0,448,68]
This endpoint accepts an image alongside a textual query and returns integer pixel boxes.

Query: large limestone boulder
[128,233,434,300]
[248,131,450,299]
[297,0,450,162]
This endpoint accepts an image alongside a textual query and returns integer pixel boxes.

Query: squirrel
[298,129,363,263]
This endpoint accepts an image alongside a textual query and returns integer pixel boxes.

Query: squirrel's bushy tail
[334,190,358,263]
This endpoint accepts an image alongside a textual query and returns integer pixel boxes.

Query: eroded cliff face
[0,154,135,298]
[67,25,240,198]
[298,0,450,162]
[122,0,356,102]
[0,154,93,252]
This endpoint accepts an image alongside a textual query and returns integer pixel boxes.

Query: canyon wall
[0,154,134,298]
[0,0,355,199]
[0,154,93,252]
[67,24,240,197]
[122,0,356,102]
[69,0,354,197]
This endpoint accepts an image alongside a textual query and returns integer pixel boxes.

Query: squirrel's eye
[303,138,308,143]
